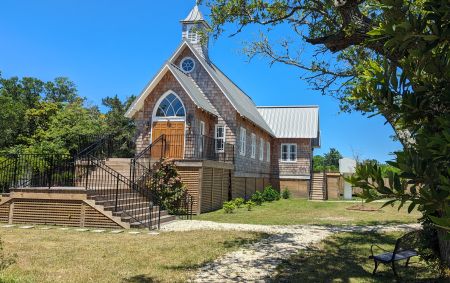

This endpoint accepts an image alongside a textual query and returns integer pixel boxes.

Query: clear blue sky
[0,0,401,162]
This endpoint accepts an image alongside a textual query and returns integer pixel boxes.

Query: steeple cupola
[181,4,210,59]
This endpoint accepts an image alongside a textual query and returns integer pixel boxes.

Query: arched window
[155,93,185,118]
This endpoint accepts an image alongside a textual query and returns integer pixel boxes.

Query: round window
[180,57,195,73]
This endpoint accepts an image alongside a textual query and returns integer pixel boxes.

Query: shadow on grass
[122,274,159,283]
[273,232,440,283]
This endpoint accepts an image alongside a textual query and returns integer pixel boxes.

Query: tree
[102,95,136,157]
[203,0,450,266]
[313,148,342,172]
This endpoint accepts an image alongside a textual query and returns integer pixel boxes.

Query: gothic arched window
[155,93,185,117]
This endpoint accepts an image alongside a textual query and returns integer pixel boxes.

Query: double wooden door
[151,121,185,159]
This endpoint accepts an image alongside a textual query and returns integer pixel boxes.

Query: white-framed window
[199,121,205,154]
[267,141,271,162]
[239,127,246,156]
[259,137,264,161]
[215,124,225,153]
[281,143,297,162]
[251,133,256,158]
[180,57,195,73]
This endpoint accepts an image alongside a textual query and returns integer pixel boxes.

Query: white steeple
[181,4,210,59]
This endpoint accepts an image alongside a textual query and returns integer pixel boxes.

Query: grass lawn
[0,228,263,283]
[195,199,421,226]
[274,231,442,282]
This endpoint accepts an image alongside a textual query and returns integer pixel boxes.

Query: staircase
[310,172,327,200]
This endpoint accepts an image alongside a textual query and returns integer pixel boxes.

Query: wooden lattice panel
[84,206,121,229]
[178,167,200,214]
[12,200,82,226]
[0,202,10,223]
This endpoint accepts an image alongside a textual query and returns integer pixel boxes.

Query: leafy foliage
[147,160,187,214]
[246,200,255,211]
[282,188,291,199]
[223,201,236,214]
[233,197,245,208]
[251,191,264,206]
[262,185,280,202]
[313,148,342,172]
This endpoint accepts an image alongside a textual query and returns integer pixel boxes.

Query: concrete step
[130,214,176,228]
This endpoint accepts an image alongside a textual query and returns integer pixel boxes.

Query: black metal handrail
[76,134,162,229]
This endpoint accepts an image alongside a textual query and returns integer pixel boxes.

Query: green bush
[246,200,255,211]
[233,197,244,208]
[282,188,291,199]
[251,191,264,205]
[223,201,236,213]
[262,186,280,202]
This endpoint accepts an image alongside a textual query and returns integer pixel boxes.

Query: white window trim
[199,121,205,153]
[267,141,271,162]
[180,57,196,73]
[152,90,186,122]
[215,124,225,153]
[251,133,256,159]
[259,137,264,161]
[281,143,297,163]
[239,127,246,156]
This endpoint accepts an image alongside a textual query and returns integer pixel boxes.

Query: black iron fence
[0,154,76,193]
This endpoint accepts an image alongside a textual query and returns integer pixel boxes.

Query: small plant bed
[221,186,283,215]
[274,231,444,282]
[346,204,381,212]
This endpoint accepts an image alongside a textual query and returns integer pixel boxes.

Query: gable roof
[257,106,320,140]
[170,40,275,136]
[124,62,217,118]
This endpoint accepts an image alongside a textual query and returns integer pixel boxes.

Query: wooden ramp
[0,188,129,229]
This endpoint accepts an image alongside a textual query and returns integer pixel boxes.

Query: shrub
[233,197,244,208]
[251,191,264,205]
[246,200,255,211]
[262,185,280,202]
[223,201,236,213]
[282,188,291,199]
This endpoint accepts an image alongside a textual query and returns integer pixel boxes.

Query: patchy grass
[273,231,442,282]
[195,199,421,226]
[0,228,262,283]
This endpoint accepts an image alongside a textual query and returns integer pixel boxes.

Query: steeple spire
[181,4,210,59]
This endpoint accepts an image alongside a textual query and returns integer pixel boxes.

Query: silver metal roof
[167,63,218,116]
[257,106,320,139]
[182,5,206,22]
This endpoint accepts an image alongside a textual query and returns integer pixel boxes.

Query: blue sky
[0,0,402,162]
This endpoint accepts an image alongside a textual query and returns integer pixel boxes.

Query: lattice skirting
[0,198,124,229]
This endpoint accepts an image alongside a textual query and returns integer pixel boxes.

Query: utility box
[339,158,357,200]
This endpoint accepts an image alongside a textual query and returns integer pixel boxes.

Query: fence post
[148,201,153,230]
[85,157,90,189]
[48,155,53,189]
[12,154,18,189]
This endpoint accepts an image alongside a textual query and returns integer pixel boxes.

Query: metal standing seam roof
[181,5,209,25]
[257,106,320,139]
[167,63,218,116]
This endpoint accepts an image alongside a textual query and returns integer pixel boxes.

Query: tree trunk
[437,228,450,267]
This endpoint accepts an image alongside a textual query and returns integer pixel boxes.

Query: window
[259,138,264,161]
[180,57,195,73]
[239,127,246,156]
[155,93,185,117]
[267,141,271,162]
[187,26,198,43]
[199,121,205,154]
[215,125,225,153]
[281,144,297,162]
[251,133,256,158]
